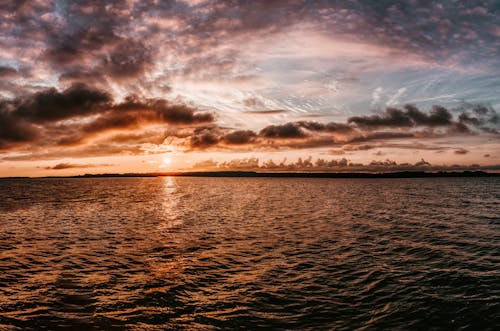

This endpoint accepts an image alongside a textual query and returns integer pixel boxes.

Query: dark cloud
[188,120,352,150]
[101,40,154,79]
[348,107,413,128]
[78,112,148,135]
[259,122,308,139]
[347,103,500,135]
[259,121,353,139]
[458,113,481,126]
[41,1,130,63]
[405,105,452,126]
[0,108,38,148]
[414,159,431,167]
[298,121,353,133]
[472,104,492,115]
[58,70,107,85]
[44,162,112,170]
[456,103,500,133]
[348,105,452,128]
[184,105,498,151]
[454,148,470,155]
[12,83,111,123]
[0,84,214,151]
[0,66,20,78]
[112,95,214,125]
[189,127,221,149]
[450,122,472,134]
[222,130,257,145]
[322,1,500,68]
[58,99,215,146]
[243,110,289,115]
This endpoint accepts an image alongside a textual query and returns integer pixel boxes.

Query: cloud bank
[189,156,500,173]
[0,80,498,160]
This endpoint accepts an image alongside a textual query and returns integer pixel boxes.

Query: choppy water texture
[0,177,499,330]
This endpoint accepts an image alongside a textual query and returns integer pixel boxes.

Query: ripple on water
[0,177,499,330]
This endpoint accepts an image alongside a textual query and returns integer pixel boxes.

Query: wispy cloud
[43,162,113,170]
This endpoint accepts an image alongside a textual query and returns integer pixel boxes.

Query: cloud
[1,0,498,103]
[180,104,498,151]
[342,142,449,152]
[259,122,308,139]
[348,105,453,128]
[3,143,166,161]
[44,162,112,170]
[259,121,353,139]
[222,130,257,145]
[188,126,221,149]
[243,97,265,108]
[456,103,500,133]
[348,108,413,127]
[112,95,214,125]
[414,158,431,167]
[0,108,38,148]
[242,109,289,114]
[405,105,453,126]
[0,66,20,78]
[101,40,154,79]
[12,83,111,123]
[0,84,214,151]
[454,148,470,155]
[40,2,143,77]
[0,76,497,160]
[59,96,214,145]
[3,0,309,94]
[298,121,353,133]
[181,105,496,150]
[348,132,415,143]
[189,156,500,172]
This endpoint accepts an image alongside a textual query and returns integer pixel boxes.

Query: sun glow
[162,157,171,165]
[159,156,172,169]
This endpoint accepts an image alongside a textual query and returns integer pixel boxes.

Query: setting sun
[161,157,172,168]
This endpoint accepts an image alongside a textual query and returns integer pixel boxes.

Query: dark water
[0,177,499,330]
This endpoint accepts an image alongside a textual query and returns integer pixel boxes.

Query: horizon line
[1,170,499,180]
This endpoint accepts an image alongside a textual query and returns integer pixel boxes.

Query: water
[0,177,499,330]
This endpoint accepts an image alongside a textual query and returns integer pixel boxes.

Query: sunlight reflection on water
[0,177,499,330]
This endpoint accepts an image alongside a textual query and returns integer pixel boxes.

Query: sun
[162,157,172,166]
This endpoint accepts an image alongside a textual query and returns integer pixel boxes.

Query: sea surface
[0,177,499,330]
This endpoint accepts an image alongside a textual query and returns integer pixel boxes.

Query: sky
[0,0,499,176]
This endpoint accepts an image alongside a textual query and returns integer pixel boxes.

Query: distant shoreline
[2,171,500,179]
